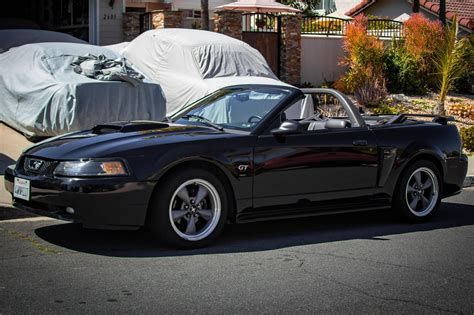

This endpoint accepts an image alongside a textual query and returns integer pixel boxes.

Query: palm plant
[433,16,471,115]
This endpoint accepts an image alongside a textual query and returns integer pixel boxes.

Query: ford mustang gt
[4,86,468,248]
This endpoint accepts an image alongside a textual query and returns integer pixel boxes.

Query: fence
[242,13,279,33]
[302,16,404,38]
[140,12,153,33]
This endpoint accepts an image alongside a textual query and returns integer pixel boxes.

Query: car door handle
[353,140,368,146]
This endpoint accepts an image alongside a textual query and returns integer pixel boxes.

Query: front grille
[19,156,57,176]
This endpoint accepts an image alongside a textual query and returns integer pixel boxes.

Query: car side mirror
[271,120,303,136]
[325,119,350,129]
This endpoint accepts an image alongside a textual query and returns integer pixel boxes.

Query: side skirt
[236,196,392,223]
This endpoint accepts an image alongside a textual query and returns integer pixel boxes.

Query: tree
[281,0,321,15]
[433,16,471,115]
[201,0,209,30]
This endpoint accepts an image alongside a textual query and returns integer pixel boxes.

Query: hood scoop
[92,121,169,134]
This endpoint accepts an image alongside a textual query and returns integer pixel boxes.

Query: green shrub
[453,34,474,94]
[382,14,444,95]
[460,127,474,152]
[384,42,427,95]
[373,102,407,114]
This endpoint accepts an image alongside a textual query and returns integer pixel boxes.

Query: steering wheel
[247,115,262,123]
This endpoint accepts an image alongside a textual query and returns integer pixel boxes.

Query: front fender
[146,142,254,202]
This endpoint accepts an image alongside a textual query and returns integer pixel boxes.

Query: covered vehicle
[121,28,292,115]
[0,42,166,138]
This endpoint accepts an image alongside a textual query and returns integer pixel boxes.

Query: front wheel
[393,160,442,222]
[147,168,228,248]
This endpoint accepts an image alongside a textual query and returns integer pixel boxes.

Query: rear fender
[383,141,446,195]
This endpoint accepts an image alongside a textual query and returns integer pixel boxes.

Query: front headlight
[53,159,129,177]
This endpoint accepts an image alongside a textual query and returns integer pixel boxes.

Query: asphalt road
[0,189,473,314]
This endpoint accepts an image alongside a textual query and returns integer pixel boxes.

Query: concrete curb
[465,156,473,188]
[464,176,474,188]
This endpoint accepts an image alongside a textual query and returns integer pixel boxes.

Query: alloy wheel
[169,179,221,241]
[405,167,439,217]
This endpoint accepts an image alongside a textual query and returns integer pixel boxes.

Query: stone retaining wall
[280,15,301,86]
[152,10,184,29]
[123,12,141,42]
[214,10,242,40]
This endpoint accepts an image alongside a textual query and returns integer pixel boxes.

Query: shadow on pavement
[34,200,474,257]
[0,205,38,220]
[0,153,15,175]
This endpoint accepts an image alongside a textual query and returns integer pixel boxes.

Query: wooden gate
[242,13,281,77]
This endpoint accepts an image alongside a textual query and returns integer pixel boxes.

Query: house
[170,0,232,28]
[125,0,171,12]
[344,0,473,33]
[314,0,337,14]
[333,0,360,14]
[1,0,125,45]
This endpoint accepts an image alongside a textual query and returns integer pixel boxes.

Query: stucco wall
[301,35,347,87]
[99,0,123,45]
[172,0,232,13]
[301,35,392,86]
[363,0,413,18]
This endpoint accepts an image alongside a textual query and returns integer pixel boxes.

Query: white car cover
[121,29,292,115]
[0,42,166,138]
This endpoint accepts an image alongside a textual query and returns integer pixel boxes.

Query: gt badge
[237,165,249,172]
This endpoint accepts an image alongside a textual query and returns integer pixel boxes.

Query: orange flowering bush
[336,15,387,106]
[403,13,444,70]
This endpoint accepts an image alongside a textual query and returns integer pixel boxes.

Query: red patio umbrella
[216,0,301,13]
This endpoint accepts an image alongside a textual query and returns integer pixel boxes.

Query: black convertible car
[4,86,468,248]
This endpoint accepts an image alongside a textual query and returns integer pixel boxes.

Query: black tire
[147,168,229,249]
[393,160,442,222]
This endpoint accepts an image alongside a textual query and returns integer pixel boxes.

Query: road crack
[304,267,462,314]
[286,249,474,286]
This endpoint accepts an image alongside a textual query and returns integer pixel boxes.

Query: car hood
[24,121,239,160]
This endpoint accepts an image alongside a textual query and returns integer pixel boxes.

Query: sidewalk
[0,123,33,207]
[466,156,474,187]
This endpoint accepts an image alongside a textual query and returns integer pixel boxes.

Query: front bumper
[4,165,155,230]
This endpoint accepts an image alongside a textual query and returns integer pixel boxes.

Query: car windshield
[171,87,291,132]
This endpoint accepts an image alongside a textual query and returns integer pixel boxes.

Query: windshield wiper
[181,114,224,131]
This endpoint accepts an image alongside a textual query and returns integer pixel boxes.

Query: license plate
[13,177,30,201]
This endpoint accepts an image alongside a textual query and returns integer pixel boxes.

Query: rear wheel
[393,160,442,222]
[147,168,228,248]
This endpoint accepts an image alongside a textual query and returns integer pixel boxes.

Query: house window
[315,0,336,14]
[180,9,201,19]
[0,0,89,41]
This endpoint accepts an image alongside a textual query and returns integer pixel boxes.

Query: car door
[252,91,379,210]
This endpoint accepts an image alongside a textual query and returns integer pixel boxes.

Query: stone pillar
[123,12,141,41]
[279,14,301,86]
[214,10,242,40]
[152,10,184,29]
